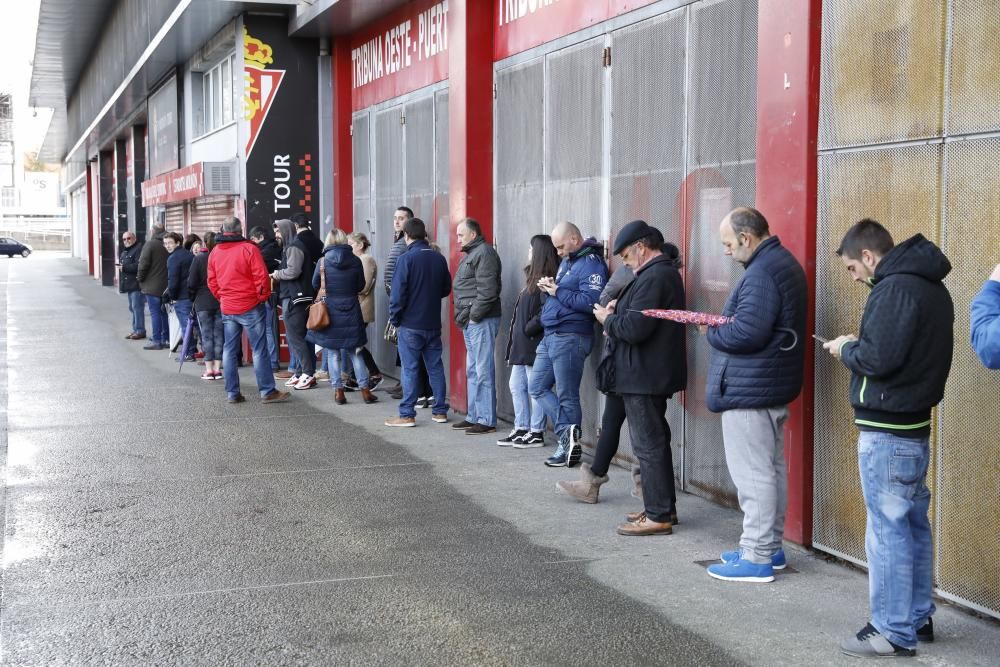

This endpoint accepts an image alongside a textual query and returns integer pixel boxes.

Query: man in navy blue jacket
[529,221,608,467]
[385,218,453,427]
[704,207,807,584]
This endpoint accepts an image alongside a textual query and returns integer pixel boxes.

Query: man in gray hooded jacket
[270,219,317,390]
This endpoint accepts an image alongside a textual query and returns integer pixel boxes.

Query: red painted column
[86,161,96,276]
[331,39,354,232]
[755,0,822,546]
[447,0,494,413]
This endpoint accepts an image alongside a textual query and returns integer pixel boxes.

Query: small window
[197,54,237,137]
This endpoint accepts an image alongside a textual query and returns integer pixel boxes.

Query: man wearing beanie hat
[592,220,686,536]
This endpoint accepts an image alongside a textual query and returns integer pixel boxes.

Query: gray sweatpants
[720,407,788,564]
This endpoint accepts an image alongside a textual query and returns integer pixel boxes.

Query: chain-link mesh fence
[817,0,1000,618]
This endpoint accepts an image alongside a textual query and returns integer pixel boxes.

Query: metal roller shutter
[189,196,238,238]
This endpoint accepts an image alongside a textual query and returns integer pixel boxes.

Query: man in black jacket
[291,213,324,264]
[119,231,145,340]
[704,208,807,584]
[593,220,686,537]
[250,226,282,373]
[824,219,953,659]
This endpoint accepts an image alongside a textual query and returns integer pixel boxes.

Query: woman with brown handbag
[305,229,378,405]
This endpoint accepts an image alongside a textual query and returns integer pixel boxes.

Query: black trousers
[360,347,381,376]
[591,393,627,477]
[282,299,316,376]
[622,393,677,523]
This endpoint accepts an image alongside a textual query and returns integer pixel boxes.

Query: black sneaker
[497,429,527,446]
[917,618,934,643]
[451,420,475,430]
[840,623,916,658]
[416,396,432,409]
[343,378,360,392]
[513,431,545,449]
[566,425,582,468]
[466,424,496,436]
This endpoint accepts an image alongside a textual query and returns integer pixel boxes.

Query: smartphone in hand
[812,334,830,344]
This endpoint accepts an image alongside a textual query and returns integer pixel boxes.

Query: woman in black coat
[497,234,560,447]
[187,232,223,380]
[306,229,377,406]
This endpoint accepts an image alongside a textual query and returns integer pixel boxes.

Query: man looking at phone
[823,219,953,658]
[704,207,807,583]
[529,221,608,467]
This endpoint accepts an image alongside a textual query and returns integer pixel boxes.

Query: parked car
[0,238,32,258]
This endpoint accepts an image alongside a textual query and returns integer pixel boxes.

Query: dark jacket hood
[874,234,952,285]
[571,237,604,260]
[323,244,354,268]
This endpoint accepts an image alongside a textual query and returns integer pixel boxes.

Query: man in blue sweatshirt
[530,221,608,467]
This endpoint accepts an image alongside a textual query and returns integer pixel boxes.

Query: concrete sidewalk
[2,255,997,665]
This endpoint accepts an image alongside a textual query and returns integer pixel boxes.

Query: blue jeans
[174,299,193,339]
[329,348,368,389]
[509,364,545,432]
[145,294,169,345]
[264,302,279,370]
[222,304,277,399]
[529,333,592,438]
[397,327,448,418]
[858,431,934,649]
[127,290,146,335]
[463,317,500,426]
[197,309,224,361]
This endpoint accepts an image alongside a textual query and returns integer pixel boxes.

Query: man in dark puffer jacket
[824,219,953,659]
[704,207,807,585]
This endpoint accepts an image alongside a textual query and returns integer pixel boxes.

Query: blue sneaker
[720,548,786,571]
[707,557,774,583]
[545,433,570,467]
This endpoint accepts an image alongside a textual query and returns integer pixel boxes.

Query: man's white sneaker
[284,374,301,387]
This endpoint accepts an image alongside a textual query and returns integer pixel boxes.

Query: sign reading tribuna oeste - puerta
[243,16,319,230]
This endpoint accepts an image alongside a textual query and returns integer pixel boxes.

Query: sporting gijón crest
[243,27,285,157]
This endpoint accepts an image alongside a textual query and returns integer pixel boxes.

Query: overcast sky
[0,0,54,158]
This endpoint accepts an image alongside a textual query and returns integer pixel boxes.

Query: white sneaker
[284,374,301,387]
[294,375,317,390]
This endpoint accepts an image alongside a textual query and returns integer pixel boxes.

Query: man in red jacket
[208,217,290,404]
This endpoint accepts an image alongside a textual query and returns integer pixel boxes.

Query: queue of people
[120,202,998,660]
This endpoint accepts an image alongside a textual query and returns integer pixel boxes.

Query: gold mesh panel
[937,137,1000,613]
[819,0,945,148]
[813,144,943,562]
[947,0,1000,135]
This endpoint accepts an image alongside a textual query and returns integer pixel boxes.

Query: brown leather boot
[361,388,379,404]
[555,463,609,504]
[335,388,347,405]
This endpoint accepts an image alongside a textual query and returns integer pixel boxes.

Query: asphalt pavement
[1,254,997,666]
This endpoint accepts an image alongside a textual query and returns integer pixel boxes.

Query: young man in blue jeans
[825,219,954,659]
